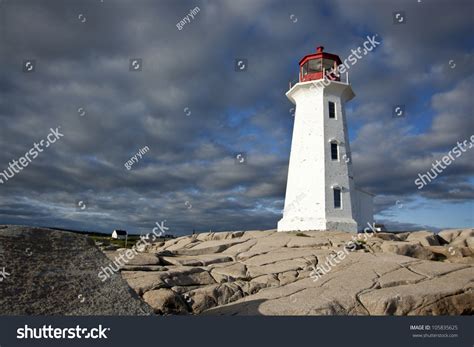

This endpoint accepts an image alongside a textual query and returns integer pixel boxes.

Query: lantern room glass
[300,57,340,81]
[323,58,335,74]
[308,59,322,73]
[301,58,323,79]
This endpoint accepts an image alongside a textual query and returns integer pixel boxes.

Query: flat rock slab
[121,265,168,272]
[377,267,426,288]
[210,262,248,282]
[0,225,153,315]
[104,250,161,266]
[173,239,247,256]
[122,267,216,295]
[242,248,320,267]
[359,267,474,315]
[145,229,473,316]
[286,236,332,248]
[407,261,469,278]
[160,254,232,266]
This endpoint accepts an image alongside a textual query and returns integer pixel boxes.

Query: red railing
[289,69,349,89]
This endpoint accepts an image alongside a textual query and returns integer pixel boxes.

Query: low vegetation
[89,234,174,249]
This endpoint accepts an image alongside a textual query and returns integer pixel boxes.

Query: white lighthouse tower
[278,46,374,233]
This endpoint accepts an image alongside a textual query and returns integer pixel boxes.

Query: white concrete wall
[323,83,357,232]
[278,80,360,233]
[279,84,327,231]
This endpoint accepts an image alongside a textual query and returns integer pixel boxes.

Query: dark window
[331,142,338,160]
[328,101,336,119]
[302,62,308,76]
[333,188,342,209]
[308,59,322,73]
[322,59,335,74]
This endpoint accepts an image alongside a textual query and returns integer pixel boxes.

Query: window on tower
[308,58,322,73]
[331,142,339,160]
[322,59,335,74]
[328,101,336,118]
[302,62,308,77]
[333,188,342,209]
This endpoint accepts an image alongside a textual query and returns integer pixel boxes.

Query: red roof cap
[298,46,342,66]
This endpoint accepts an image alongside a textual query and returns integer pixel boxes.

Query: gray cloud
[0,0,472,235]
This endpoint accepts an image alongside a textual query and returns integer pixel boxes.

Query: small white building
[278,46,374,233]
[111,229,127,239]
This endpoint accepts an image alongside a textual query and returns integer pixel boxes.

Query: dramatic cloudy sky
[0,0,472,235]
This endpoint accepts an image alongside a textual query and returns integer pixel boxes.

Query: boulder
[424,246,474,264]
[438,229,462,243]
[142,288,189,314]
[372,232,401,241]
[452,229,474,248]
[186,281,249,313]
[406,231,440,246]
[438,229,474,248]
[277,270,299,286]
[380,241,437,260]
[0,226,153,315]
[395,232,411,241]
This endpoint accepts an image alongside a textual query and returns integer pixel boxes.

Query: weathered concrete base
[277,216,358,233]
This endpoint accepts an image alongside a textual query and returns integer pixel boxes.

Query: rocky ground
[0,225,153,315]
[1,225,472,316]
[107,228,474,315]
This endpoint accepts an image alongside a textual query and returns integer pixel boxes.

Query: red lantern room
[299,46,342,82]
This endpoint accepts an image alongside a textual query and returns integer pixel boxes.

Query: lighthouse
[278,46,374,233]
